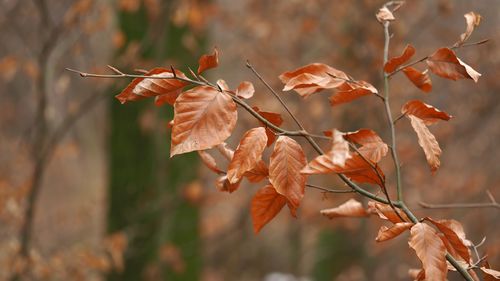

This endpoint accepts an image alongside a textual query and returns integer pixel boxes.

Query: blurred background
[0,0,498,280]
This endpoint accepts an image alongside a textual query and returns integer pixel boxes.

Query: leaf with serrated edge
[426,48,481,82]
[384,44,415,73]
[408,223,448,281]
[403,67,432,93]
[376,222,414,242]
[171,86,237,156]
[402,100,452,125]
[269,136,307,209]
[251,184,287,233]
[235,81,255,99]
[227,127,268,183]
[320,198,368,219]
[198,48,219,74]
[408,115,441,173]
[426,217,471,263]
[344,129,388,163]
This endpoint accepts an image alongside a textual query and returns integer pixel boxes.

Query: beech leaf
[344,129,388,163]
[384,44,415,73]
[407,115,442,173]
[454,12,482,47]
[253,107,284,147]
[215,175,241,193]
[408,223,448,281]
[481,267,500,280]
[115,68,188,104]
[402,67,432,93]
[426,48,481,82]
[251,184,287,233]
[227,127,268,184]
[402,100,452,125]
[243,160,269,183]
[367,201,409,223]
[279,63,348,98]
[171,86,237,156]
[426,217,471,263]
[269,136,307,209]
[329,129,351,167]
[198,48,219,74]
[320,198,368,219]
[329,81,378,106]
[235,81,255,99]
[376,222,414,242]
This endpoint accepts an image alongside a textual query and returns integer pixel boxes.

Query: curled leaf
[376,6,395,23]
[426,217,471,263]
[269,136,307,209]
[329,129,351,167]
[376,222,414,242]
[426,48,481,82]
[402,100,452,125]
[198,47,219,74]
[454,12,482,47]
[481,267,500,280]
[402,67,432,93]
[215,175,241,193]
[235,81,255,99]
[408,115,442,173]
[408,223,448,281]
[171,86,237,156]
[320,198,368,219]
[252,107,283,147]
[227,127,268,184]
[384,44,415,73]
[367,201,409,223]
[251,184,287,233]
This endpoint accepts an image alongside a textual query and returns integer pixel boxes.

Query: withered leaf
[427,48,481,82]
[329,129,351,167]
[402,67,432,93]
[407,115,442,173]
[402,100,452,125]
[253,107,283,147]
[376,222,414,242]
[426,217,471,263]
[384,44,415,73]
[329,81,378,106]
[344,129,388,163]
[320,198,368,219]
[269,136,307,209]
[171,86,237,156]
[408,223,448,281]
[235,81,255,99]
[367,201,409,224]
[251,184,287,233]
[227,127,268,184]
[243,160,269,183]
[215,175,241,193]
[198,47,219,74]
[454,12,482,48]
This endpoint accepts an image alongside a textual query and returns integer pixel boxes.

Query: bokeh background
[0,0,498,280]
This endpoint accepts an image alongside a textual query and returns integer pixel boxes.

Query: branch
[420,190,499,210]
[306,184,356,194]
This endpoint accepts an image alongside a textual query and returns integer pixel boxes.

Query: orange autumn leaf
[197,47,219,74]
[376,222,414,242]
[235,81,255,99]
[253,107,284,147]
[302,154,384,187]
[329,80,378,106]
[426,217,471,263]
[328,129,351,167]
[407,115,442,173]
[481,266,500,280]
[384,44,415,73]
[244,160,269,183]
[402,67,432,93]
[251,184,287,233]
[171,86,237,156]
[320,198,368,219]
[215,175,241,193]
[279,63,348,98]
[367,201,409,224]
[269,136,307,209]
[408,223,448,281]
[408,268,426,281]
[426,48,481,82]
[227,127,268,184]
[115,68,188,104]
[344,129,388,163]
[454,12,482,48]
[198,150,224,174]
[402,100,452,125]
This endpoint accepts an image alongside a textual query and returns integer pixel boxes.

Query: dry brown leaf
[320,198,368,219]
[227,127,268,183]
[251,184,287,233]
[408,268,426,281]
[402,100,452,125]
[344,129,388,163]
[279,63,348,98]
[198,150,224,174]
[198,47,219,74]
[426,217,471,263]
[115,68,188,104]
[427,48,481,82]
[215,175,241,193]
[402,67,432,93]
[244,160,269,183]
[376,222,414,242]
[367,201,409,223]
[408,115,442,173]
[329,129,351,167]
[171,86,237,156]
[408,223,448,281]
[269,136,307,209]
[384,44,415,73]
[454,12,482,47]
[376,6,395,23]
[235,81,255,99]
[253,107,284,147]
[329,80,378,106]
[481,267,500,280]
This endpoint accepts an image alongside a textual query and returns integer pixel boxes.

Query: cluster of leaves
[84,4,499,281]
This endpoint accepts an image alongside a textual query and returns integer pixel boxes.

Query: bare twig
[306,184,356,194]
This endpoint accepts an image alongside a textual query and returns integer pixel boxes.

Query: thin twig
[306,184,356,194]
[419,202,500,210]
